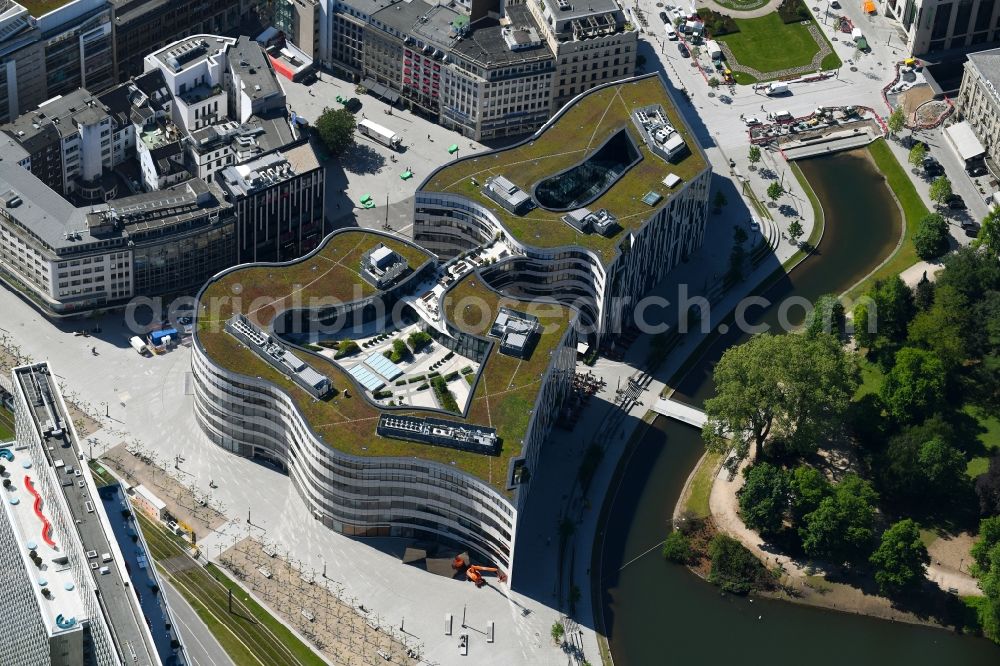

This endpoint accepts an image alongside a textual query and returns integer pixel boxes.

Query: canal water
[600,150,1000,665]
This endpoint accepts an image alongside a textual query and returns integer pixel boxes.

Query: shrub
[395,379,406,386]
[431,376,459,412]
[697,8,739,36]
[408,375,426,383]
[777,0,811,23]
[707,534,771,594]
[334,340,360,359]
[914,213,950,260]
[662,531,693,564]
[373,390,392,400]
[427,371,441,379]
[305,343,323,351]
[461,365,474,375]
[417,383,429,391]
[384,339,409,363]
[407,330,433,352]
[445,371,459,381]
[444,351,454,361]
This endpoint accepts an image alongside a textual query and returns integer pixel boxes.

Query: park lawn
[855,357,885,399]
[966,405,1000,478]
[718,13,841,76]
[685,450,724,519]
[846,139,930,300]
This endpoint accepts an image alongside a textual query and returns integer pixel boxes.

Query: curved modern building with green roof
[191,228,577,577]
[414,73,712,346]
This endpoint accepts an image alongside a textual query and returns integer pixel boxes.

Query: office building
[526,0,637,110]
[191,228,577,580]
[0,33,323,316]
[956,46,1000,169]
[2,361,186,665]
[112,0,256,81]
[414,74,711,346]
[884,0,1000,55]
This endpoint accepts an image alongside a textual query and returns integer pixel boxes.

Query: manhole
[708,92,716,98]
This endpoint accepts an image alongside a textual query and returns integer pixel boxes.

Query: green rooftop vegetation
[196,231,574,496]
[199,229,431,328]
[19,1,74,17]
[422,75,708,264]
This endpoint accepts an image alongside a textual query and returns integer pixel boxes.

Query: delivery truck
[129,336,150,356]
[358,119,402,150]
[766,82,789,96]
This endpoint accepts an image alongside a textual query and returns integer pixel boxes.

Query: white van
[665,23,677,40]
[766,82,789,96]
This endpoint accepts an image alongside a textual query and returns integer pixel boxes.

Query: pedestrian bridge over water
[651,398,707,428]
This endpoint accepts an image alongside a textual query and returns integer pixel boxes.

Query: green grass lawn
[845,139,930,300]
[718,13,841,78]
[966,405,1000,478]
[855,357,885,399]
[685,450,723,519]
[0,407,13,441]
[135,513,324,666]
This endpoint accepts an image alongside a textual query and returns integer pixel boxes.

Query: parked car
[659,11,668,22]
[749,217,760,233]
[962,220,980,237]
[923,159,944,176]
[967,164,988,177]
[677,42,690,57]
[947,194,967,210]
[744,116,761,126]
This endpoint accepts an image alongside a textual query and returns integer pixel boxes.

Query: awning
[361,78,400,104]
[944,121,987,162]
[448,144,459,154]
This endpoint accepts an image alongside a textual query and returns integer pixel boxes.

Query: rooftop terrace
[196,230,574,495]
[421,75,708,264]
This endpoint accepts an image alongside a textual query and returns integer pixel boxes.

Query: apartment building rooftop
[450,6,553,67]
[420,74,708,263]
[195,229,574,495]
[0,153,229,251]
[231,35,283,101]
[540,0,622,22]
[150,34,235,73]
[373,0,464,51]
[2,88,110,149]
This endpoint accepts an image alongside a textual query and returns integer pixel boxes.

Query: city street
[277,72,491,233]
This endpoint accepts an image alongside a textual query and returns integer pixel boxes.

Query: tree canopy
[887,107,906,135]
[804,294,845,339]
[880,347,947,424]
[913,212,950,260]
[702,333,858,469]
[870,519,930,595]
[767,181,784,202]
[907,143,927,168]
[790,465,831,524]
[738,462,790,536]
[315,107,356,154]
[978,207,1000,256]
[852,276,915,360]
[748,145,762,165]
[977,456,1000,516]
[800,474,879,565]
[929,176,953,206]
